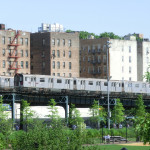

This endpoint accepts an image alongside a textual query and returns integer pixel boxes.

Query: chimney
[0,24,5,30]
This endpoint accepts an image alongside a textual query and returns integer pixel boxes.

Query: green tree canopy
[99,32,121,39]
[135,95,146,118]
[111,98,125,124]
[69,104,84,126]
[89,100,106,128]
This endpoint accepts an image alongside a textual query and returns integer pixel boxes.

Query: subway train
[0,74,150,94]
[11,74,150,94]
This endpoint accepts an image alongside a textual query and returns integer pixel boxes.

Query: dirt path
[118,142,150,146]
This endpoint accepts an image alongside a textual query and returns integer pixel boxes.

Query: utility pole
[106,40,111,130]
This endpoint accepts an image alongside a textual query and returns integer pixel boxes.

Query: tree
[135,95,146,118]
[69,104,84,127]
[89,100,106,128]
[111,99,125,124]
[47,99,61,127]
[99,32,121,39]
[21,100,35,132]
[135,113,150,144]
[143,65,150,83]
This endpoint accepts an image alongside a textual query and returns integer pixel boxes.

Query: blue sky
[1,0,150,38]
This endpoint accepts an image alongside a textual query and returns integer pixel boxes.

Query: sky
[0,0,150,38]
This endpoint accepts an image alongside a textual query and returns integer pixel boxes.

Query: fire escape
[8,31,20,74]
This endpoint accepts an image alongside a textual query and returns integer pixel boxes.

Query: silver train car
[14,74,150,94]
[0,76,14,88]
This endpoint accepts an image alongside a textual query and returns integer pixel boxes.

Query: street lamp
[106,40,111,130]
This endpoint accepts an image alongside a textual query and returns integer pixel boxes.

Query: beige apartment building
[0,24,30,76]
[30,32,80,77]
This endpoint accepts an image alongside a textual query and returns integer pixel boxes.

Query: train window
[104,82,108,86]
[135,84,139,87]
[142,84,146,88]
[128,83,132,87]
[40,78,45,82]
[122,83,124,87]
[57,79,62,83]
[74,80,76,85]
[88,81,93,85]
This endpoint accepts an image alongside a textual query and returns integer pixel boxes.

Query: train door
[73,79,77,90]
[5,78,10,87]
[81,80,85,90]
[48,78,53,88]
[96,81,101,91]
[31,77,36,87]
[65,79,70,89]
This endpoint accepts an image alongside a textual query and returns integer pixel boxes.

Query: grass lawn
[83,145,150,150]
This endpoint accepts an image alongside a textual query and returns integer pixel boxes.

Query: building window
[69,51,71,58]
[88,67,90,73]
[68,39,71,47]
[52,50,55,58]
[129,77,131,81]
[63,62,65,68]
[122,66,124,73]
[8,61,11,68]
[83,56,85,61]
[25,38,28,45]
[98,67,101,73]
[129,46,131,53]
[69,73,72,77]
[104,66,107,74]
[122,46,124,52]
[98,56,101,63]
[2,37,5,44]
[3,60,5,68]
[103,45,106,52]
[57,39,60,46]
[88,56,90,62]
[8,49,11,56]
[21,50,23,57]
[52,61,55,69]
[98,44,101,52]
[129,56,131,63]
[42,51,45,57]
[83,67,85,72]
[63,73,65,77]
[103,55,106,63]
[122,56,124,62]
[15,61,18,68]
[52,38,55,46]
[57,50,60,57]
[26,61,28,68]
[52,73,55,76]
[2,49,5,56]
[63,50,65,57]
[8,37,11,44]
[129,66,131,73]
[63,39,65,46]
[21,61,24,68]
[15,50,18,56]
[147,57,149,64]
[25,50,28,57]
[42,39,45,46]
[20,38,23,45]
[57,73,60,76]
[69,62,71,69]
[57,61,60,69]
[88,46,90,53]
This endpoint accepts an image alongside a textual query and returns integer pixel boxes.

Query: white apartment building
[110,39,137,81]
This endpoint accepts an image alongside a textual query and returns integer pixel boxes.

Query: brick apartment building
[0,24,30,76]
[30,31,80,77]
